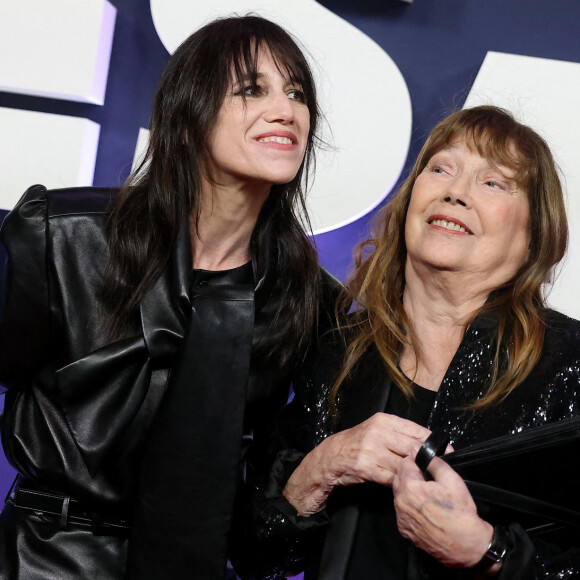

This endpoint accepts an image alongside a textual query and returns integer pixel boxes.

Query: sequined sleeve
[234,337,341,579]
[430,309,580,579]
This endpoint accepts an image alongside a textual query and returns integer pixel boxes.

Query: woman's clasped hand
[393,454,494,569]
[284,413,435,516]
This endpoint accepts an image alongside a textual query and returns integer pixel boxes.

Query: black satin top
[191,262,259,450]
[128,260,258,578]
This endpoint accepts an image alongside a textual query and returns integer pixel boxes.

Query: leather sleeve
[0,185,56,392]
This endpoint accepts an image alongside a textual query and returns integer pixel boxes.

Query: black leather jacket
[0,184,341,580]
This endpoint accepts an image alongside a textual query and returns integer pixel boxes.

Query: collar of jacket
[138,215,266,363]
[139,215,192,362]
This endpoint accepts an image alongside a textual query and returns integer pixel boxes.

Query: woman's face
[205,48,310,191]
[404,140,531,290]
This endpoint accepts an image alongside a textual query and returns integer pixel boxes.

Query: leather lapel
[139,217,192,361]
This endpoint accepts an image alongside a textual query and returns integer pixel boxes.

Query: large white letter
[0,0,116,209]
[0,0,116,104]
[465,51,580,319]
[0,108,100,208]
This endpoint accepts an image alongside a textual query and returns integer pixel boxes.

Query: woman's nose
[444,193,468,207]
[444,177,472,208]
[264,91,294,123]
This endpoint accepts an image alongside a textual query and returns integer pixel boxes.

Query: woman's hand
[283,412,432,516]
[393,454,494,569]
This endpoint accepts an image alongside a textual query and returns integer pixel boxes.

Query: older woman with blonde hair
[254,105,580,579]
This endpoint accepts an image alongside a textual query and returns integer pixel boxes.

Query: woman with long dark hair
[257,106,580,578]
[0,15,339,580]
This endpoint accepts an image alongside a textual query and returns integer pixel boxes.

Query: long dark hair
[103,15,322,367]
[332,106,567,409]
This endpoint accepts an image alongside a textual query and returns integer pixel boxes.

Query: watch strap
[470,525,508,576]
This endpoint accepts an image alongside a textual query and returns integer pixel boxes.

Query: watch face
[471,526,508,574]
[486,546,504,563]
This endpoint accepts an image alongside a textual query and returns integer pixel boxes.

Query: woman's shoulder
[319,267,343,291]
[3,184,119,227]
[319,267,346,307]
[44,185,119,217]
[1,185,121,268]
[544,308,580,340]
[537,309,580,382]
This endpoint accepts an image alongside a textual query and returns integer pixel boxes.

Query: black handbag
[417,416,580,539]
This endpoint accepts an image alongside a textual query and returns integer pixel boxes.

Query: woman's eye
[485,180,506,191]
[234,84,263,97]
[288,89,306,103]
[246,84,263,96]
[430,165,446,174]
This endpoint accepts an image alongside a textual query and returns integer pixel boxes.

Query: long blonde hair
[331,106,568,410]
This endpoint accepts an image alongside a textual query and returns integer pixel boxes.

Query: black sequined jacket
[0,184,342,580]
[250,309,580,580]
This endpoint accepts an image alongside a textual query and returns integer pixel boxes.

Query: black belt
[6,479,131,536]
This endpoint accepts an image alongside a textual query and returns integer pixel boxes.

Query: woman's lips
[428,216,472,234]
[254,131,297,149]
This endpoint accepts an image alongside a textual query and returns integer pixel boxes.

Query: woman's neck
[191,180,270,271]
[399,264,490,391]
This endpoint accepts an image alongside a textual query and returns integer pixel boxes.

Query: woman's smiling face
[204,47,310,191]
[404,139,531,289]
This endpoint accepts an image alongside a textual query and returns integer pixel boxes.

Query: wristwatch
[470,525,508,576]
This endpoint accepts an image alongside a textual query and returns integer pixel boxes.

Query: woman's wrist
[469,525,508,577]
[283,442,336,516]
[283,478,330,516]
